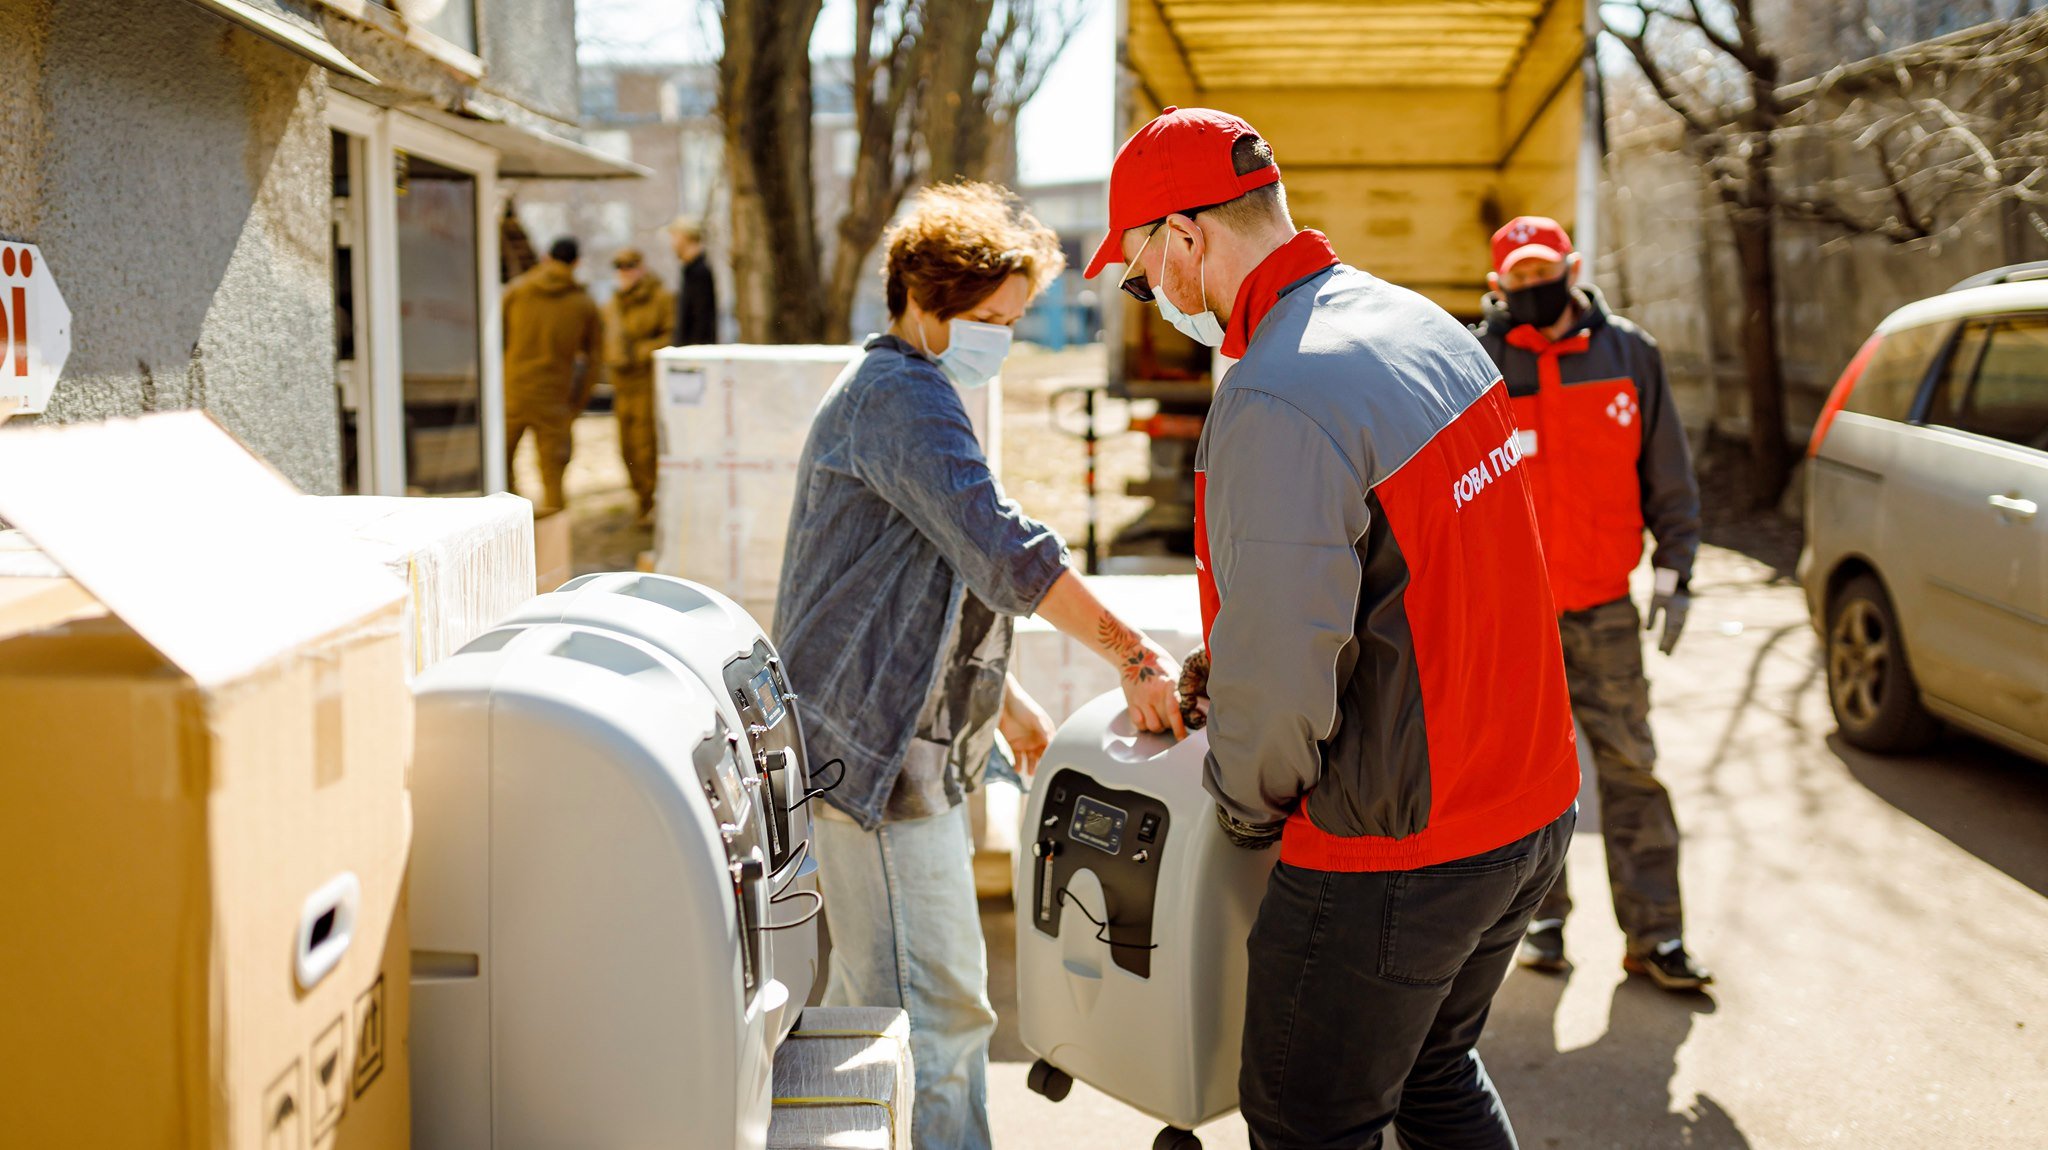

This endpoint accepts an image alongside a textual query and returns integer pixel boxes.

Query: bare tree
[716,0,1083,342]
[922,0,1089,184]
[1604,3,2048,505]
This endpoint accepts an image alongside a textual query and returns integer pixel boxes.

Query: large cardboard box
[0,413,414,1149]
[650,345,998,627]
[1008,574,1204,726]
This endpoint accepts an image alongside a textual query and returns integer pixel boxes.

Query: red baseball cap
[1083,106,1281,279]
[1491,216,1574,274]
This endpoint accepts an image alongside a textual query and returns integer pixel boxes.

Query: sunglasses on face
[1118,223,1166,304]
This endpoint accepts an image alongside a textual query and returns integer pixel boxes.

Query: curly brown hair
[884,181,1065,320]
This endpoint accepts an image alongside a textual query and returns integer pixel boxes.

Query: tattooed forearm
[1098,614,1162,685]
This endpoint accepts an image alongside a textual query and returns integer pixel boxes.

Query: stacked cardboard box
[650,344,998,628]
[313,493,539,677]
[1008,575,1204,726]
[768,1007,915,1150]
[0,413,413,1148]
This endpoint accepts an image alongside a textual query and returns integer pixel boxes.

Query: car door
[1893,312,2048,743]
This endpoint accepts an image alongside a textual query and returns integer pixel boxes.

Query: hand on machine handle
[1117,634,1186,740]
[1645,567,1690,656]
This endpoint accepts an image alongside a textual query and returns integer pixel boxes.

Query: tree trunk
[1728,196,1790,507]
[719,0,827,343]
[920,0,997,181]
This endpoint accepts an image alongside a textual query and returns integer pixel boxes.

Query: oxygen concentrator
[1015,690,1277,1150]
[505,572,823,1041]
[409,623,782,1149]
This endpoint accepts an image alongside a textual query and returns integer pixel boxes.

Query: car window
[1845,322,1946,421]
[1926,315,2048,450]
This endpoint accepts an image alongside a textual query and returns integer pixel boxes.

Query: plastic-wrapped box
[1009,575,1203,726]
[651,345,997,627]
[768,1007,914,1150]
[313,494,538,678]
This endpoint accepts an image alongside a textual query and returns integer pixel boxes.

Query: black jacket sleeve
[1628,326,1702,583]
[676,259,719,346]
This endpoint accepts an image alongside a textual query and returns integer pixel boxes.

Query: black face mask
[1504,276,1574,329]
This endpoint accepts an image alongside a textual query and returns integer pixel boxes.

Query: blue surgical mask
[921,318,1012,390]
[1155,241,1224,348]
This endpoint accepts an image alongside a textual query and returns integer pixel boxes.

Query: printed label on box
[311,1016,347,1134]
[352,976,386,1100]
[664,366,708,408]
[264,1058,305,1150]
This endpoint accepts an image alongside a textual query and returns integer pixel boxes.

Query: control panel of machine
[723,641,806,873]
[1031,769,1170,978]
[693,724,766,997]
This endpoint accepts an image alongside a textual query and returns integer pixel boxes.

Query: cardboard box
[313,494,538,678]
[768,1007,914,1150]
[534,506,573,595]
[650,345,999,628]
[1008,574,1204,727]
[0,413,414,1149]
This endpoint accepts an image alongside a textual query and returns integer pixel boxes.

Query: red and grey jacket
[1474,286,1701,613]
[1194,231,1579,873]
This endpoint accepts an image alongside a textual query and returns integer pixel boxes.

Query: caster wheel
[1153,1128,1200,1150]
[1026,1058,1073,1102]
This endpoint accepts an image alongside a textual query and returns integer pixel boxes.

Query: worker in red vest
[1473,216,1712,992]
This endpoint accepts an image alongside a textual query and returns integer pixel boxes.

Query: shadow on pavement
[1829,731,2048,897]
[1485,972,1749,1149]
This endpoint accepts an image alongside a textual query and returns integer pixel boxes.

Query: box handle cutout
[295,872,360,990]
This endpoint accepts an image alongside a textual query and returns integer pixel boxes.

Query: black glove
[1645,567,1690,656]
[1179,646,1211,731]
[1216,804,1283,850]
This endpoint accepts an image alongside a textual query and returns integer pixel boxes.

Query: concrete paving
[982,545,2048,1149]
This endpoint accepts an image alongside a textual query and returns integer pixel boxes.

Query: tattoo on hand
[1099,615,1161,686]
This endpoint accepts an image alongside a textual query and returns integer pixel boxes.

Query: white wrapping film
[313,494,538,677]
[652,345,997,628]
[1010,575,1204,726]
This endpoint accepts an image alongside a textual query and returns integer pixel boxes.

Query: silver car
[1800,263,2048,759]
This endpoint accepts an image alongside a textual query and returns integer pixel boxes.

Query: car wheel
[1826,573,1941,753]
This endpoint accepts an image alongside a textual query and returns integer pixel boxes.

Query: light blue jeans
[812,801,996,1150]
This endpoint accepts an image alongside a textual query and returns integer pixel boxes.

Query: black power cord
[790,757,846,812]
[761,888,824,931]
[1055,887,1158,952]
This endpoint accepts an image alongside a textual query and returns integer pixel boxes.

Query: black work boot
[1517,919,1571,974]
[1623,939,1713,991]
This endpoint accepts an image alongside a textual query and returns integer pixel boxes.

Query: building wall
[0,0,341,493]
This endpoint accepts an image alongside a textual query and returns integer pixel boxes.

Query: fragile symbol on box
[264,1058,306,1150]
[311,1016,348,1134]
[352,976,386,1099]
[0,242,72,415]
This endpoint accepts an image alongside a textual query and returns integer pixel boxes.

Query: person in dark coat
[664,217,718,346]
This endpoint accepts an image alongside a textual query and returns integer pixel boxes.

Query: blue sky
[576,0,1115,186]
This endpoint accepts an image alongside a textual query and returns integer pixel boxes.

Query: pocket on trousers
[1378,854,1528,985]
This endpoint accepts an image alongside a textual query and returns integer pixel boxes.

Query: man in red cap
[1473,217,1711,991]
[1087,107,1580,1149]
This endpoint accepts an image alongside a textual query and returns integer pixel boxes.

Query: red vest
[1504,325,1646,613]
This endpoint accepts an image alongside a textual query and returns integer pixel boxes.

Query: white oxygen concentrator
[1015,691,1278,1150]
[504,572,823,1042]
[408,622,784,1150]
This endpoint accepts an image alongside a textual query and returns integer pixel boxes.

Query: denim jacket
[773,334,1070,831]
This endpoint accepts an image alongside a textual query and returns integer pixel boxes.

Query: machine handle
[295,872,361,990]
[1989,493,2038,518]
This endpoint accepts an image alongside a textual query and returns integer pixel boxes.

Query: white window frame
[327,90,506,495]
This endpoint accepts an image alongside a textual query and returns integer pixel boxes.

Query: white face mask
[1154,231,1224,348]
[921,317,1012,390]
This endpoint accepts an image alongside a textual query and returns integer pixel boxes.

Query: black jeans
[1239,808,1576,1150]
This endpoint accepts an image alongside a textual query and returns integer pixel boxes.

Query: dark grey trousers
[1239,809,1576,1150]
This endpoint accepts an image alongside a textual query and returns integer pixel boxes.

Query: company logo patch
[1606,391,1637,427]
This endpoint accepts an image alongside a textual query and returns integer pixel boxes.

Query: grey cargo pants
[1538,594,1685,951]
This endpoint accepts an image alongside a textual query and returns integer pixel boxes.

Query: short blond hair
[884,182,1064,320]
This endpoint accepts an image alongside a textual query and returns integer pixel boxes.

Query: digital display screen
[749,667,786,727]
[1069,796,1127,855]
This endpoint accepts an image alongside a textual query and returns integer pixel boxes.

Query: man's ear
[1487,271,1501,294]
[1568,253,1583,285]
[1167,213,1205,258]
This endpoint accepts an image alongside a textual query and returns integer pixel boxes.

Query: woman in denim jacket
[774,183,1186,1149]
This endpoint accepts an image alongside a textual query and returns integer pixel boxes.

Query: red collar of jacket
[1220,230,1342,359]
[1504,323,1592,358]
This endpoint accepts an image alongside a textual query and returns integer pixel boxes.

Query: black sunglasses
[1117,207,1210,303]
